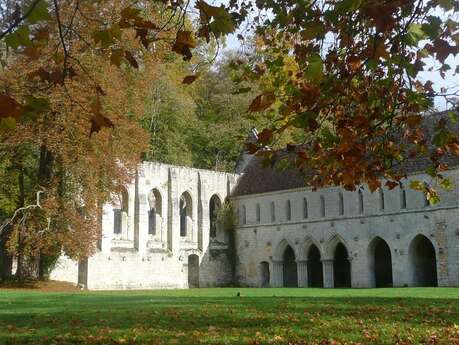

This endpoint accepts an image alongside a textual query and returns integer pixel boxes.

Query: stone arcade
[50,134,459,290]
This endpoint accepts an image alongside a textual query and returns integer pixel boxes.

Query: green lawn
[1,288,459,344]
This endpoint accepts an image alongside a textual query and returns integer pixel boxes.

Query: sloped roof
[232,111,459,197]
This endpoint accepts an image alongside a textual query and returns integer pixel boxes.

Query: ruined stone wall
[50,162,239,290]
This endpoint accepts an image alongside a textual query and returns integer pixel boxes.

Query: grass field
[1,287,459,345]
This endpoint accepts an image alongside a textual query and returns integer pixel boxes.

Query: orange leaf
[124,51,138,69]
[248,92,276,112]
[0,94,22,120]
[182,75,198,84]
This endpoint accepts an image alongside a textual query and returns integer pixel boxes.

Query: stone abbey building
[51,125,459,290]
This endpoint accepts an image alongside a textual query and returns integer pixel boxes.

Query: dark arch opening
[259,261,270,287]
[307,245,323,287]
[409,235,437,287]
[209,195,221,239]
[372,238,393,287]
[283,246,298,287]
[188,254,199,288]
[333,243,351,288]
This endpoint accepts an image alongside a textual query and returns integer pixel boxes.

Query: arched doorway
[368,237,393,287]
[409,235,437,287]
[188,254,199,288]
[283,246,298,287]
[333,243,351,288]
[307,244,323,287]
[259,261,270,287]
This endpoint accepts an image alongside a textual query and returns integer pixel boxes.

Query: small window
[303,197,308,219]
[358,189,364,214]
[338,192,344,216]
[242,205,247,225]
[256,203,261,223]
[113,209,122,234]
[379,188,385,211]
[271,201,276,222]
[320,195,325,217]
[286,200,291,221]
[148,209,156,235]
[400,183,407,209]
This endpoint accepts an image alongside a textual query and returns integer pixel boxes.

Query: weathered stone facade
[232,169,459,288]
[51,162,238,290]
[49,159,459,289]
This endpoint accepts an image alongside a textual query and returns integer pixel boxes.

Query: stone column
[322,259,334,288]
[168,168,180,254]
[296,260,308,287]
[127,184,135,242]
[435,222,449,286]
[100,204,113,254]
[271,260,283,287]
[135,193,148,254]
[198,173,209,252]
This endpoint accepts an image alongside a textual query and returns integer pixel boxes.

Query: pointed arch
[367,236,393,287]
[148,188,162,236]
[282,245,298,287]
[333,242,351,288]
[113,186,129,237]
[408,234,437,287]
[307,244,323,287]
[297,236,322,261]
[273,239,297,261]
[324,234,348,259]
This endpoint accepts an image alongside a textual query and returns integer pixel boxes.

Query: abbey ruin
[49,148,459,289]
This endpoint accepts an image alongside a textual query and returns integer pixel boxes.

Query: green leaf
[432,128,450,147]
[305,53,323,80]
[5,25,31,49]
[439,177,454,190]
[209,13,235,36]
[406,24,426,46]
[438,0,454,10]
[335,0,362,12]
[409,180,424,191]
[421,16,442,40]
[22,96,50,119]
[26,1,51,24]
[447,111,458,123]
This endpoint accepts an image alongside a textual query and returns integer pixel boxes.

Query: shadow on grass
[0,291,458,344]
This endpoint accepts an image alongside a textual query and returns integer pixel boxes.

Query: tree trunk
[0,226,13,280]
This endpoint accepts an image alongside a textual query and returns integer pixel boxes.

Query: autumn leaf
[182,75,198,84]
[257,128,273,144]
[124,51,139,69]
[248,92,276,112]
[90,99,114,135]
[0,95,22,120]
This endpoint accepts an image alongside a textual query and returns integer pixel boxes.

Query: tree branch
[0,0,44,40]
